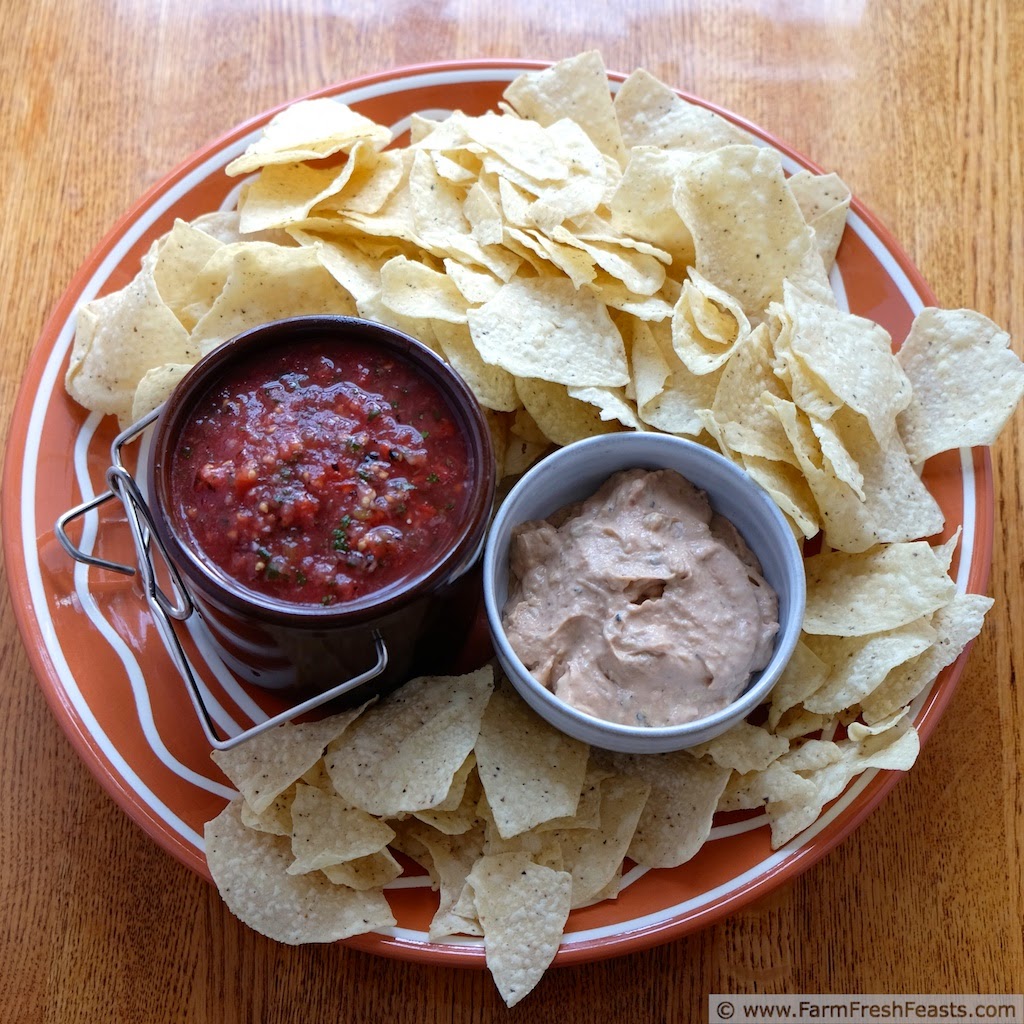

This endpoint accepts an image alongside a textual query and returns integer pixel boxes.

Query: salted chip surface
[431,321,519,412]
[718,759,819,814]
[613,68,753,153]
[802,542,957,636]
[608,147,696,267]
[550,773,650,908]
[211,706,367,814]
[503,50,626,166]
[66,251,196,425]
[768,398,946,552]
[708,325,793,463]
[673,145,813,318]
[515,376,619,446]
[630,317,718,436]
[787,170,851,270]
[765,723,920,847]
[319,146,407,218]
[610,750,730,868]
[322,849,404,890]
[767,640,830,729]
[475,680,590,839]
[239,787,293,837]
[287,782,394,875]
[671,270,751,375]
[567,386,644,432]
[151,218,225,327]
[896,307,1024,464]
[413,763,483,836]
[550,225,668,296]
[467,276,629,387]
[379,255,469,323]
[816,411,945,551]
[781,282,912,445]
[691,720,789,775]
[862,591,993,722]
[802,617,937,714]
[739,455,819,541]
[236,140,381,234]
[131,362,192,422]
[425,833,487,939]
[189,241,356,353]
[468,853,573,1008]
[204,798,396,944]
[226,99,391,176]
[324,667,493,816]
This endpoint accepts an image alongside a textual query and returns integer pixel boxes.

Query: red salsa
[170,339,473,606]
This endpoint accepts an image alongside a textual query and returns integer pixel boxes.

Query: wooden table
[2,2,1022,1020]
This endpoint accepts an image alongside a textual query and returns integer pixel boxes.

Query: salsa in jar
[170,338,473,607]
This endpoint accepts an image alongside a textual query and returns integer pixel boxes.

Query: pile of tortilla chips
[66,51,1023,1004]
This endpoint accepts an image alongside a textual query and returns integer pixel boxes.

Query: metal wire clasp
[55,408,388,751]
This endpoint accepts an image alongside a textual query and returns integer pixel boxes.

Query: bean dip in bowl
[482,432,805,753]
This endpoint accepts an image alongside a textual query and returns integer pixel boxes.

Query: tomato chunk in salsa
[170,339,472,606]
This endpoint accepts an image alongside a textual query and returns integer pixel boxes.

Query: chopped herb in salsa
[171,339,472,605]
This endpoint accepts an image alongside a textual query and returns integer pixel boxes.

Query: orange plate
[2,60,993,968]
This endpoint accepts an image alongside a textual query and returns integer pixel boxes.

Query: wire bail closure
[55,408,388,751]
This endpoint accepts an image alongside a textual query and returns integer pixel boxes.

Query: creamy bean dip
[502,468,779,727]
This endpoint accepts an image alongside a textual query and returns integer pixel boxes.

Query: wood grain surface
[2,1,1022,1021]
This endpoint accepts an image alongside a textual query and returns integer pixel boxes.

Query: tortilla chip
[152,218,225,327]
[211,706,367,814]
[630,317,718,435]
[671,270,752,375]
[515,376,620,446]
[861,591,993,722]
[503,51,626,166]
[767,640,831,730]
[896,307,1024,464]
[613,68,753,152]
[718,761,818,813]
[474,680,590,839]
[802,618,938,714]
[467,276,629,387]
[324,667,493,817]
[708,324,793,463]
[765,722,920,847]
[321,849,404,890]
[431,320,519,412]
[550,773,650,908]
[467,853,572,1007]
[610,750,730,868]
[672,145,813,318]
[802,542,957,637]
[413,760,484,835]
[204,798,396,944]
[607,147,697,268]
[66,251,196,425]
[226,99,391,176]
[286,782,394,874]
[131,362,192,421]
[781,281,912,446]
[567,385,645,431]
[787,170,851,270]
[239,787,294,836]
[690,721,790,774]
[188,241,357,354]
[379,255,469,323]
[237,142,379,234]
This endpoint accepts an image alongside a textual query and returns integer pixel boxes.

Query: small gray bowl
[482,432,806,753]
